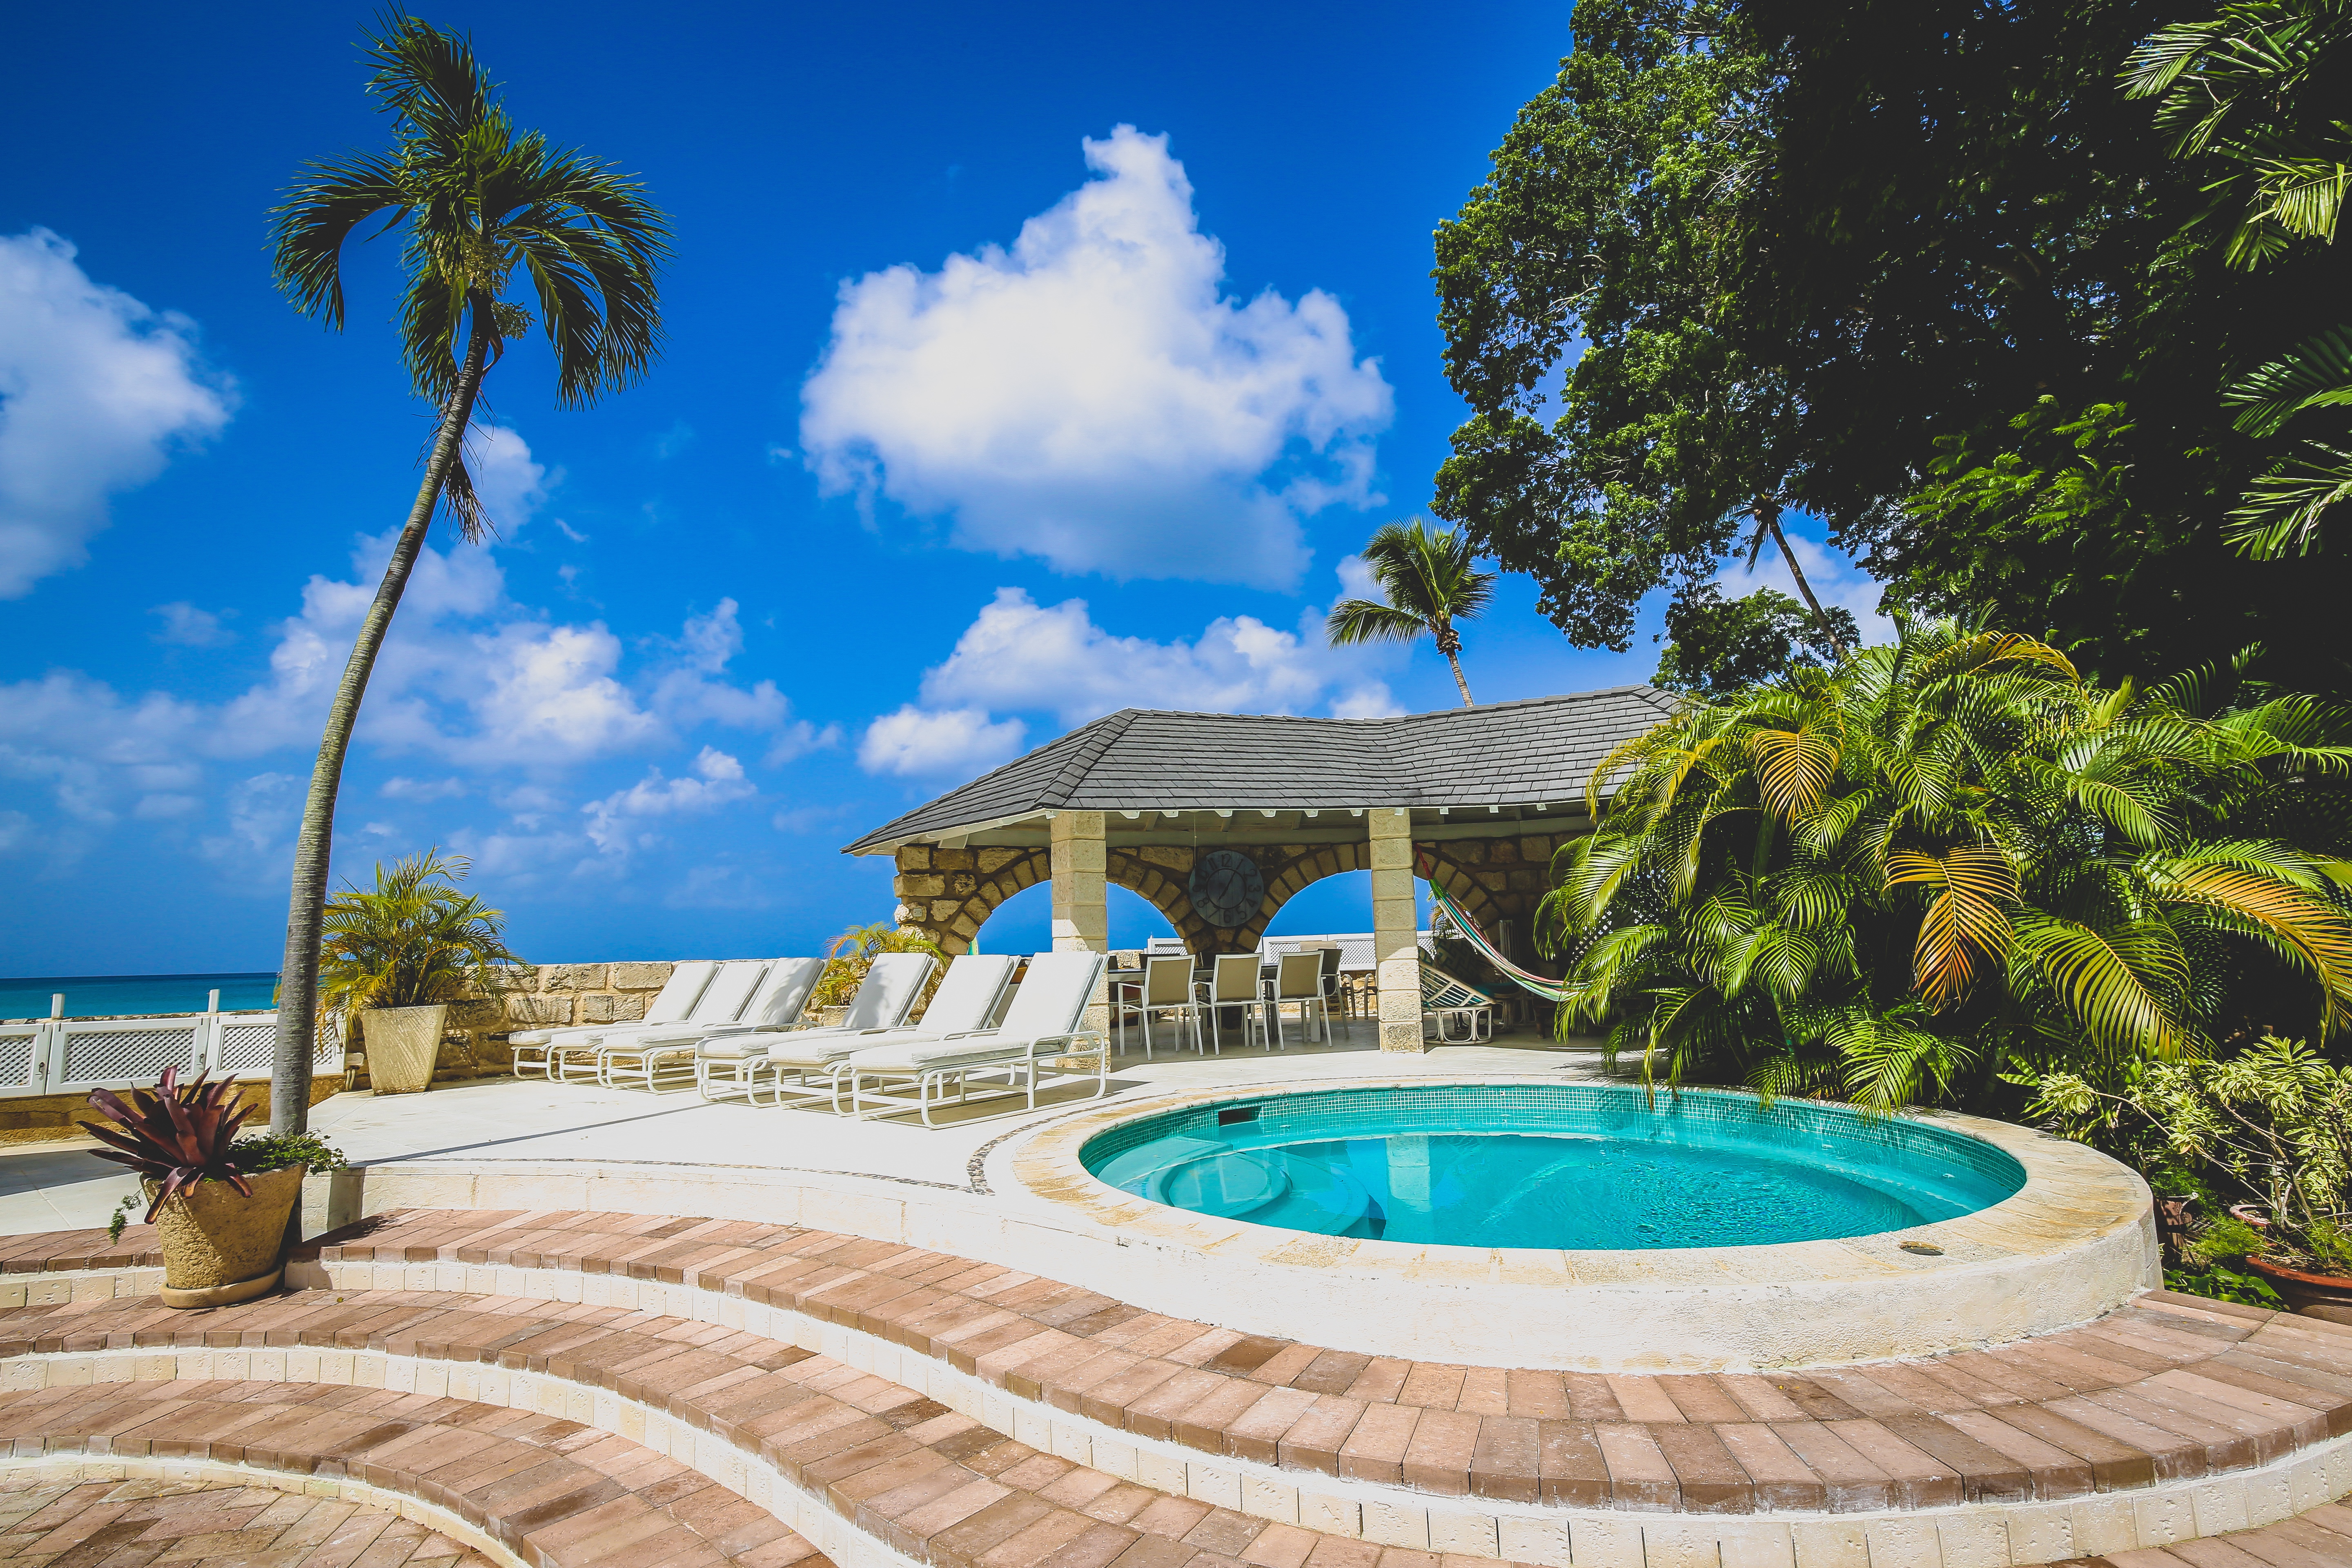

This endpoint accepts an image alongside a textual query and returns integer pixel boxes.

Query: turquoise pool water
[1082,1084,2025,1250]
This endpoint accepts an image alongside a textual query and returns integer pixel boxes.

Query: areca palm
[1326,520,1497,707]
[264,17,668,1133]
[1541,621,2352,1111]
[2124,0,2352,557]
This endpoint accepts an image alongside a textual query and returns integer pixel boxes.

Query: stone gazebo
[843,686,1680,1051]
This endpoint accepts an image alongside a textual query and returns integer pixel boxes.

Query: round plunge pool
[1080,1081,2027,1250]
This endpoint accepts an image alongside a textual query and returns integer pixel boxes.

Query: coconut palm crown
[1326,519,1497,708]
[261,16,668,1134]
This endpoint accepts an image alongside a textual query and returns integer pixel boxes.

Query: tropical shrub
[315,850,522,1027]
[1539,621,2352,1110]
[2018,1036,2352,1274]
[810,922,943,1013]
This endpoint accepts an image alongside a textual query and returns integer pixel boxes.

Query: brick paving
[7,1207,2352,1565]
[0,1381,829,1568]
[0,1473,490,1566]
[291,1209,2352,1512]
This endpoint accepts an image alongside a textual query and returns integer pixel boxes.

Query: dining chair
[1266,950,1332,1049]
[1200,953,1265,1053]
[1133,954,1204,1058]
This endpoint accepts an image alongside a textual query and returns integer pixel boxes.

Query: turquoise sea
[0,973,278,1020]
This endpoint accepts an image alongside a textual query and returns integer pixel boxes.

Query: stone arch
[890,828,1576,962]
[890,845,1050,955]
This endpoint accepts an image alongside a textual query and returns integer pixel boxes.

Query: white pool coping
[995,1074,2160,1372]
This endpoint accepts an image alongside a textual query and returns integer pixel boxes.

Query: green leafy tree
[1431,0,1848,663]
[2124,0,2352,557]
[1541,622,2352,1111]
[1733,0,2352,693]
[265,18,668,1132]
[1325,520,1497,707]
[316,849,522,1023]
[1653,586,1857,697]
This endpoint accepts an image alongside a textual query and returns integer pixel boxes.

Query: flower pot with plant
[83,1068,347,1308]
[320,849,522,1094]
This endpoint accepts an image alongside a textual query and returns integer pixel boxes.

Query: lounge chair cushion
[844,1036,1041,1073]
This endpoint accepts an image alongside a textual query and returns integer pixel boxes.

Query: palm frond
[2224,328,2352,436]
[2227,443,2352,557]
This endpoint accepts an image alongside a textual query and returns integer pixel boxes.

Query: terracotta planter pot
[144,1165,305,1309]
[2244,1256,2352,1325]
[363,1003,448,1094]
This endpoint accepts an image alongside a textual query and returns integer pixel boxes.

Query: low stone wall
[436,960,680,1077]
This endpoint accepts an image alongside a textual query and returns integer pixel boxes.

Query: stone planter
[2245,1256,2352,1324]
[145,1165,305,1308]
[363,1003,448,1094]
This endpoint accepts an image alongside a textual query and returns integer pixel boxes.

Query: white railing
[0,1008,343,1100]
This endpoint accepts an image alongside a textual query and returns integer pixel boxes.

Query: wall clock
[1188,849,1266,929]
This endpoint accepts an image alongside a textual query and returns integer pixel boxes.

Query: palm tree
[1326,520,1497,708]
[264,17,668,1134]
[1543,621,2352,1111]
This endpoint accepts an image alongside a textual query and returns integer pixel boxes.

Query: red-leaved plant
[84,1067,256,1223]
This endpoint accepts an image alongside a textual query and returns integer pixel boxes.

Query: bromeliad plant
[1539,620,2352,1111]
[84,1068,258,1225]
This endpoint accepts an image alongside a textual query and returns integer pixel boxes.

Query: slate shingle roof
[843,686,1682,853]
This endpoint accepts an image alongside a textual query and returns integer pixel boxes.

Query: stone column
[1370,807,1424,1053]
[1049,811,1111,1034]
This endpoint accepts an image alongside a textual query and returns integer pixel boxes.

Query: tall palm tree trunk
[1433,624,1475,707]
[270,310,492,1135]
[1753,500,1846,659]
[1445,650,1476,707]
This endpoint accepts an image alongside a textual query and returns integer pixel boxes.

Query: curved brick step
[290,1209,2352,1515]
[0,1472,499,1567]
[0,1286,1509,1568]
[0,1378,828,1568]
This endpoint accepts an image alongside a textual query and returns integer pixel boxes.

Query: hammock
[1423,876,1572,1003]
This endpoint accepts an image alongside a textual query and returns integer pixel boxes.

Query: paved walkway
[0,1474,494,1566]
[0,1029,1607,1236]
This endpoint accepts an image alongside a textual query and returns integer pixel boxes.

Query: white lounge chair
[696,949,1011,1109]
[840,951,1109,1125]
[550,958,769,1083]
[601,956,828,1093]
[509,960,715,1080]
[686,950,939,1103]
[1421,963,1494,1042]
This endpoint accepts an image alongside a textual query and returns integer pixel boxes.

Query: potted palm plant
[84,1068,346,1308]
[318,849,522,1094]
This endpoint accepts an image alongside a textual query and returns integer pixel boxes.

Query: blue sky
[0,0,1881,974]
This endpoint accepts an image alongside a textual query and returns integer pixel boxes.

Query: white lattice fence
[0,1012,343,1099]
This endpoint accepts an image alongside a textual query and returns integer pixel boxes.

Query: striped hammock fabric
[1425,880,1572,1002]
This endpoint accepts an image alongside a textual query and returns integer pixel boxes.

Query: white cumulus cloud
[921,587,1396,727]
[0,229,234,597]
[858,706,1027,779]
[583,746,758,852]
[800,125,1391,588]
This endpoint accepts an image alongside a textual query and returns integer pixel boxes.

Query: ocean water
[0,973,279,1020]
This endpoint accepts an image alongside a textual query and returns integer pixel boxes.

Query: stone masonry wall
[450,960,682,1075]
[891,831,1574,963]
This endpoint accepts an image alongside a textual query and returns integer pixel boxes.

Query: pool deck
[0,1023,1604,1235]
[3,1025,2349,1566]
